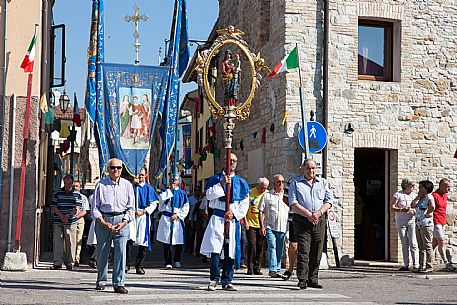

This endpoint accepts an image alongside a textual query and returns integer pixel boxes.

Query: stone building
[212,0,457,264]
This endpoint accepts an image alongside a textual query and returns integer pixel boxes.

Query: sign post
[327,208,340,267]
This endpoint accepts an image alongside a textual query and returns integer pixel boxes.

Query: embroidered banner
[102,63,169,176]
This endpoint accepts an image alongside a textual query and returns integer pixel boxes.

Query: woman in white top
[391,178,419,272]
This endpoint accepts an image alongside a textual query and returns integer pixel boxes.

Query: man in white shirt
[259,174,289,278]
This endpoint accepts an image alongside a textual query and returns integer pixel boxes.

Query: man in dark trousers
[288,159,333,289]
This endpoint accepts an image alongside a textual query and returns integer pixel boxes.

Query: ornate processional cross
[124,3,148,65]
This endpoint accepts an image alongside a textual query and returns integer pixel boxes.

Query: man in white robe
[157,175,189,268]
[127,167,159,274]
[200,153,249,291]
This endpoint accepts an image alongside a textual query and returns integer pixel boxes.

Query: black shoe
[49,265,62,270]
[136,267,145,275]
[114,286,128,294]
[298,280,307,289]
[95,285,105,291]
[253,270,263,275]
[246,269,253,275]
[89,261,97,269]
[74,262,80,267]
[282,270,293,281]
[269,272,281,278]
[307,282,323,289]
[65,265,73,270]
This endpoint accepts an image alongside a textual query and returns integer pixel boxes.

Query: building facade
[214,0,457,264]
[0,0,53,266]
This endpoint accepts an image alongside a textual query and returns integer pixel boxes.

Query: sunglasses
[110,166,123,170]
[276,180,285,184]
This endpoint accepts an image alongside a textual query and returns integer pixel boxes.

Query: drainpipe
[0,0,10,212]
[322,0,329,178]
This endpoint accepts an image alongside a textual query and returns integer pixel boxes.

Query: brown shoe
[114,286,128,294]
[95,285,105,291]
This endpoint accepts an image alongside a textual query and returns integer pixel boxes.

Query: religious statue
[221,50,240,106]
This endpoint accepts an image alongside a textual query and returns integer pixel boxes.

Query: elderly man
[73,181,90,267]
[259,174,289,278]
[200,153,250,291]
[50,174,82,270]
[246,177,269,275]
[289,159,333,289]
[91,158,135,294]
[157,175,189,269]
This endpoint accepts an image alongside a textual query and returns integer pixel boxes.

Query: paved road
[2,262,457,305]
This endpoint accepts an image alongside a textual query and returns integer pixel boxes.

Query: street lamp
[57,90,76,176]
[59,90,70,113]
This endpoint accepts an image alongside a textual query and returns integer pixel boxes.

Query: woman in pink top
[390,178,419,272]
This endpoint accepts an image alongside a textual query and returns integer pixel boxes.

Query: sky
[52,0,219,107]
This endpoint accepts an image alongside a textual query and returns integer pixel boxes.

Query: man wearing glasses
[200,153,250,291]
[259,174,289,278]
[91,158,135,294]
[288,159,333,289]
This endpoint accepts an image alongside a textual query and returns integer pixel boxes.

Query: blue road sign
[299,121,327,153]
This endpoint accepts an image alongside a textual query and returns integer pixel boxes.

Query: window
[358,20,393,81]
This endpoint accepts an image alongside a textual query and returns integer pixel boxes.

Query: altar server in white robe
[127,167,159,274]
[200,153,249,291]
[157,175,189,269]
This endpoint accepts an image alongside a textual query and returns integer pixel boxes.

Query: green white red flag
[267,47,299,78]
[20,28,38,73]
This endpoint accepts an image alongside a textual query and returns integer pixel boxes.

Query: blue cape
[205,173,249,202]
[134,183,159,210]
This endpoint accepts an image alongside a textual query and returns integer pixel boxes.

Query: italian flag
[267,47,299,78]
[20,29,38,73]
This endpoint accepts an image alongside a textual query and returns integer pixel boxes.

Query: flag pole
[296,43,310,159]
[70,93,77,175]
[15,71,34,250]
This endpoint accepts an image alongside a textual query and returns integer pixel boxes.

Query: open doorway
[354,149,389,261]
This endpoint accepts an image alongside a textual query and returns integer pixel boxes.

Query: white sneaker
[165,264,173,269]
[174,262,181,268]
[207,280,217,291]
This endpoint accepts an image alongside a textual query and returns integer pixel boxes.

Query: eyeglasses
[110,166,123,170]
[230,159,238,164]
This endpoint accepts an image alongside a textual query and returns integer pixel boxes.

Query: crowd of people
[49,156,455,294]
[391,177,455,273]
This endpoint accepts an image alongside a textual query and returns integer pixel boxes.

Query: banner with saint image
[103,63,169,176]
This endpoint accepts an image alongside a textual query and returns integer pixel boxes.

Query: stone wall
[216,0,457,264]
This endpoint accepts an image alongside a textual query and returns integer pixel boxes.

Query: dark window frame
[358,20,393,82]
[50,24,66,88]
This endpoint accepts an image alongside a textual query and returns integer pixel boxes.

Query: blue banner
[102,63,169,176]
[84,0,108,175]
[156,0,190,180]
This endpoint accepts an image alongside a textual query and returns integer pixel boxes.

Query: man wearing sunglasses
[200,153,250,292]
[288,159,333,290]
[91,158,135,294]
